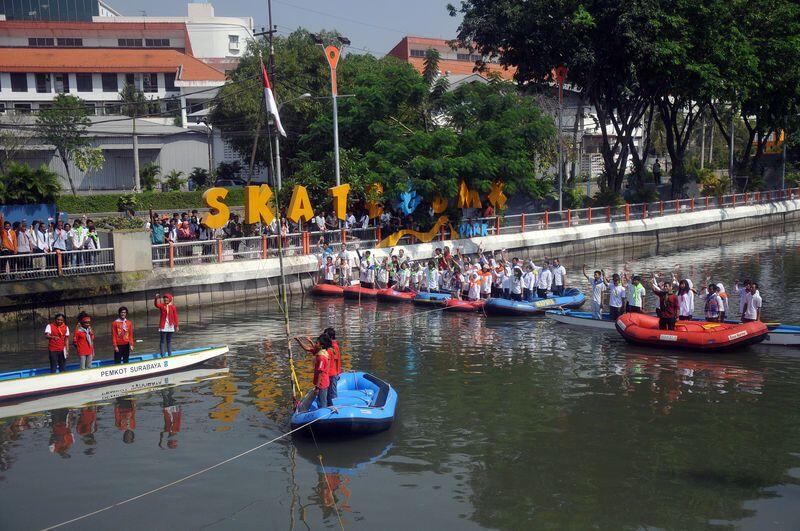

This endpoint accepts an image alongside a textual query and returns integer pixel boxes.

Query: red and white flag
[260,58,286,137]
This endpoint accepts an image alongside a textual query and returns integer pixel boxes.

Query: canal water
[2,230,800,530]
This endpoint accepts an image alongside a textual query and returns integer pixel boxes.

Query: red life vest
[47,323,68,351]
[314,350,330,389]
[328,341,342,377]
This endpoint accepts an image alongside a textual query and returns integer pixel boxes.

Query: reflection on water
[1,231,800,529]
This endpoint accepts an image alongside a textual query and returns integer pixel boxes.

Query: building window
[0,103,5,114]
[10,73,28,92]
[145,38,170,47]
[28,37,55,47]
[101,73,118,92]
[125,73,143,90]
[164,73,176,91]
[14,104,32,114]
[228,35,239,50]
[76,73,93,92]
[142,73,158,93]
[38,103,52,111]
[84,103,96,115]
[410,49,426,58]
[56,38,83,47]
[118,38,143,47]
[35,73,51,93]
[54,73,69,93]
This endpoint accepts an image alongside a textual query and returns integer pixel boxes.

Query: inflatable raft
[545,309,615,329]
[444,299,486,312]
[310,283,344,297]
[484,288,586,316]
[342,285,380,300]
[291,372,397,436]
[413,292,452,306]
[616,313,768,351]
[376,288,416,302]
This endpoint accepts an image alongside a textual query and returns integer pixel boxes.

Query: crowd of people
[43,293,179,374]
[0,213,103,277]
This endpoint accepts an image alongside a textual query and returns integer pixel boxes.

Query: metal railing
[0,248,115,282]
[148,187,800,269]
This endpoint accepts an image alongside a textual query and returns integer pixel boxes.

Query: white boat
[0,345,229,402]
[0,366,229,419]
[763,324,800,346]
[545,309,617,330]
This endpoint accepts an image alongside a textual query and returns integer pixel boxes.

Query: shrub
[116,194,139,212]
[189,167,211,189]
[139,162,161,191]
[0,163,61,204]
[95,216,148,231]
[56,189,246,214]
[164,170,187,192]
[563,187,585,209]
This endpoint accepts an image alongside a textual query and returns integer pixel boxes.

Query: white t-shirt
[345,214,356,229]
[537,269,553,290]
[314,215,326,231]
[481,272,492,294]
[359,215,370,229]
[522,271,535,291]
[425,268,439,290]
[553,265,566,286]
[678,292,694,317]
[589,278,606,304]
[397,269,410,289]
[45,324,70,337]
[716,283,729,314]
[468,278,481,300]
[608,284,626,308]
[743,291,762,320]
[510,276,523,295]
[321,262,335,281]
[737,287,749,314]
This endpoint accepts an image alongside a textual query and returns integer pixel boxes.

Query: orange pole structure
[495,216,501,235]
[376,227,382,242]
[642,203,647,219]
[606,206,611,222]
[587,208,592,224]
[440,226,445,242]
[520,213,526,232]
[744,192,749,204]
[624,203,630,222]
[566,209,571,227]
[690,198,695,212]
[216,239,222,263]
[544,210,549,229]
[732,194,736,207]
[659,201,664,216]
[705,196,710,209]
[302,231,310,254]
[261,235,268,259]
[56,250,63,276]
[341,228,347,246]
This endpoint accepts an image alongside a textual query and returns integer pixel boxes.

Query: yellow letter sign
[202,187,230,229]
[244,185,275,225]
[329,183,351,220]
[287,185,315,223]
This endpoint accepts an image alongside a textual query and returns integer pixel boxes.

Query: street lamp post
[312,34,350,186]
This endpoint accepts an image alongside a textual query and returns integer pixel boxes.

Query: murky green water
[1,231,800,530]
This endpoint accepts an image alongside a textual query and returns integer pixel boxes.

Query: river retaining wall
[1,200,798,328]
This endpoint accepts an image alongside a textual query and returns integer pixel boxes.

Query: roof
[0,48,225,82]
[0,20,187,31]
[0,115,201,138]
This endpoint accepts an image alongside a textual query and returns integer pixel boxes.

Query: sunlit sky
[109,0,462,56]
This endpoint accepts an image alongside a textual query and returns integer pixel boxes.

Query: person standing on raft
[112,306,134,364]
[154,293,179,357]
[44,313,70,373]
[651,273,679,330]
[313,334,332,409]
[73,311,95,370]
[583,265,607,319]
[324,328,342,403]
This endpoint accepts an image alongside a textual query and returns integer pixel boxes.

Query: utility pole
[133,108,140,192]
[555,66,568,211]
[700,116,706,169]
[782,119,788,190]
[729,103,735,190]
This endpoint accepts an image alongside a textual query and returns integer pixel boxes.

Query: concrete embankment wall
[1,200,798,328]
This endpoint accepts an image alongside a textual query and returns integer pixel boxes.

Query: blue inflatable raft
[413,291,452,305]
[291,371,397,436]
[484,288,586,316]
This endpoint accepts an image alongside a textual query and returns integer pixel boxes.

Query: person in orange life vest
[159,389,182,449]
[115,397,136,444]
[324,327,342,403]
[44,313,70,373]
[73,311,95,370]
[314,334,332,409]
[0,215,18,277]
[49,409,74,458]
[112,306,134,364]
[77,406,98,448]
[154,293,179,357]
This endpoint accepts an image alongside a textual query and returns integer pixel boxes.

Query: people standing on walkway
[15,221,32,271]
[583,266,607,319]
[69,219,86,267]
[313,334,332,409]
[45,313,69,373]
[1,217,18,277]
[112,306,134,364]
[73,311,95,370]
[154,293,179,357]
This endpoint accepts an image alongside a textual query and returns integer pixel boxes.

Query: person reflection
[76,406,98,453]
[312,472,351,519]
[159,389,182,449]
[114,398,136,444]
[48,409,74,458]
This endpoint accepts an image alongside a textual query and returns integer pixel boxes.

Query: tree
[0,163,61,204]
[163,170,186,192]
[139,162,161,191]
[189,167,211,189]
[118,83,156,192]
[35,94,92,196]
[0,111,32,174]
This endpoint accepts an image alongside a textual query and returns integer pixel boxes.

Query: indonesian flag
[261,58,286,137]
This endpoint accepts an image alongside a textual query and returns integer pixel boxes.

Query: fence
[0,248,114,282]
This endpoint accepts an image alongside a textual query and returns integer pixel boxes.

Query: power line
[273,0,410,36]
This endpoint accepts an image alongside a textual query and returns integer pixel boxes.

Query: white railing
[0,248,114,282]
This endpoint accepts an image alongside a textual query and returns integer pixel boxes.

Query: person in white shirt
[742,282,762,322]
[359,213,370,231]
[345,212,356,230]
[509,267,524,301]
[734,279,752,319]
[551,258,567,296]
[536,261,553,298]
[701,283,724,322]
[422,261,440,292]
[397,248,411,265]
[675,279,697,321]
[467,272,482,301]
[358,250,376,288]
[522,265,536,302]
[320,255,336,284]
[715,282,730,321]
[337,244,352,285]
[607,273,626,320]
[583,265,607,319]
[314,213,327,233]
[396,261,411,291]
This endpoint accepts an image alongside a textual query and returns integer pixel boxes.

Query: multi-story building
[387,36,515,80]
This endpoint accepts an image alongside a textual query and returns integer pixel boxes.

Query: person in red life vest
[159,389,182,449]
[111,306,134,364]
[324,327,342,403]
[73,311,96,370]
[49,409,74,458]
[154,292,179,357]
[314,334,332,409]
[44,313,69,373]
[77,406,98,449]
[115,397,136,444]
[651,273,679,331]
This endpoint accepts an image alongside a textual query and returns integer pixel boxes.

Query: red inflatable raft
[444,299,486,312]
[376,288,416,302]
[342,285,380,300]
[615,313,768,351]
[310,283,344,297]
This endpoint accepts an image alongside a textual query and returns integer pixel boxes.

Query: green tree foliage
[0,163,61,204]
[117,83,158,117]
[34,94,91,196]
[163,170,187,192]
[189,167,211,189]
[139,162,161,191]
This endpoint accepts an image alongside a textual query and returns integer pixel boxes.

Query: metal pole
[132,113,140,191]
[333,92,341,186]
[558,84,564,211]
[729,106,735,190]
[274,131,282,191]
[700,116,706,169]
[206,122,213,172]
[781,127,787,190]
